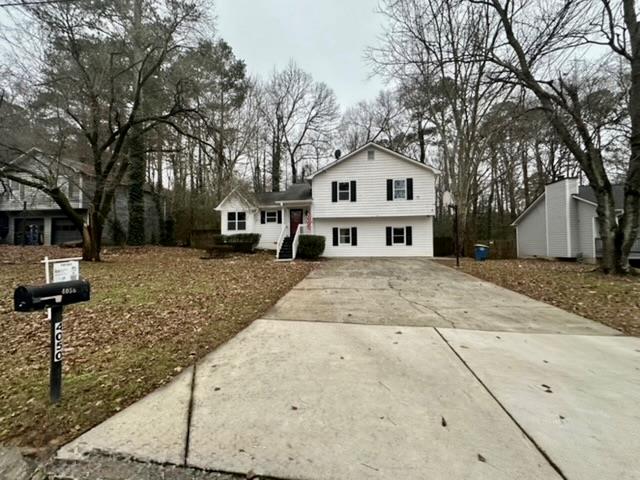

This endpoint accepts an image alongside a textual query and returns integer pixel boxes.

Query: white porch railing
[276,224,288,258]
[292,224,304,260]
[299,224,312,235]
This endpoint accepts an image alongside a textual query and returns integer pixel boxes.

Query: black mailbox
[14,279,91,312]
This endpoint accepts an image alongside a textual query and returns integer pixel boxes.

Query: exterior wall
[0,162,85,212]
[256,208,287,250]
[311,147,436,219]
[314,216,433,257]
[544,179,578,257]
[219,195,257,236]
[516,197,547,257]
[576,201,597,260]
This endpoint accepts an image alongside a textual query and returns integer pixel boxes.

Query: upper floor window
[332,180,356,202]
[367,149,375,160]
[338,182,350,201]
[394,179,406,199]
[387,178,413,201]
[227,211,246,231]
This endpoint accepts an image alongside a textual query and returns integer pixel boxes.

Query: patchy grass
[439,258,640,336]
[0,246,315,454]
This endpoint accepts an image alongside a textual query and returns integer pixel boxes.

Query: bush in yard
[297,235,325,259]
[224,233,261,252]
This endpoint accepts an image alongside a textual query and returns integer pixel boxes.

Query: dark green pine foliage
[127,131,146,245]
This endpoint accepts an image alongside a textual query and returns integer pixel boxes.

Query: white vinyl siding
[576,201,597,260]
[311,147,435,218]
[219,196,255,237]
[315,217,432,257]
[517,197,547,257]
[545,179,578,257]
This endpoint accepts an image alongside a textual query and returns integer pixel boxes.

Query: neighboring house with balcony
[0,149,161,246]
[511,178,640,262]
[215,142,440,259]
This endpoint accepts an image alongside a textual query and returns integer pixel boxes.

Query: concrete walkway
[57,259,640,480]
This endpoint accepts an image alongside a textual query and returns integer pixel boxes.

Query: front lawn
[440,258,640,336]
[0,246,315,453]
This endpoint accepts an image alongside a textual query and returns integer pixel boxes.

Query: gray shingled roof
[255,183,312,205]
[575,185,625,209]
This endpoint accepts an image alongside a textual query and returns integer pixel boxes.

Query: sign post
[50,305,64,403]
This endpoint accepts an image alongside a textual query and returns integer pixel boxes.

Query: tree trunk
[82,211,103,261]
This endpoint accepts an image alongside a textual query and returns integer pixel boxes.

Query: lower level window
[266,211,277,223]
[228,211,246,231]
[393,227,405,244]
[339,228,351,244]
[386,226,413,246]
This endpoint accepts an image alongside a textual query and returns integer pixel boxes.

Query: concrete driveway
[58,259,640,480]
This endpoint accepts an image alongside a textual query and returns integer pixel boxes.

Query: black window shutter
[387,179,393,201]
[332,227,339,246]
[331,181,338,202]
[261,211,266,224]
[277,210,282,224]
[350,180,356,202]
[386,227,392,246]
[407,178,413,200]
[406,226,413,246]
[351,227,358,246]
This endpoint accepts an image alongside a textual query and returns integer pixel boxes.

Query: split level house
[0,149,161,246]
[511,177,640,262]
[215,142,440,259]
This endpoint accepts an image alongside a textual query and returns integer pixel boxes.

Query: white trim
[572,195,597,207]
[307,142,440,179]
[592,216,598,258]
[215,188,256,211]
[338,227,351,244]
[566,180,572,257]
[337,181,352,202]
[511,193,545,226]
[544,192,550,257]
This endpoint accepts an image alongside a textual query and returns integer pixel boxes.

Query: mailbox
[14,279,91,312]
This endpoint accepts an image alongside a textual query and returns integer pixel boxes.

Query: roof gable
[214,188,257,211]
[307,142,440,179]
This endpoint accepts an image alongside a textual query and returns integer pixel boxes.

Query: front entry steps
[277,236,294,261]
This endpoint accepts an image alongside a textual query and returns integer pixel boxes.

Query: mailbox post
[14,280,91,404]
[50,305,63,403]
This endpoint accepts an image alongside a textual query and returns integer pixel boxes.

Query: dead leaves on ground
[0,246,315,449]
[447,258,640,336]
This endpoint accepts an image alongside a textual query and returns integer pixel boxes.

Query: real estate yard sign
[52,261,80,282]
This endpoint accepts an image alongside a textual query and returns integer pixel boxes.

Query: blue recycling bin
[474,244,489,261]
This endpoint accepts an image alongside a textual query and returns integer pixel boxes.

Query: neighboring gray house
[0,149,161,246]
[511,178,640,262]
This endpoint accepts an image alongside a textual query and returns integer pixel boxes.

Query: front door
[290,209,303,237]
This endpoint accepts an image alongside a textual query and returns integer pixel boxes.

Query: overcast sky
[215,0,387,109]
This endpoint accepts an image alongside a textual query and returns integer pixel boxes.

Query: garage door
[14,218,45,245]
[52,218,82,245]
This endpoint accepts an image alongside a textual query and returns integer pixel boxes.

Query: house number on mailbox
[53,322,63,362]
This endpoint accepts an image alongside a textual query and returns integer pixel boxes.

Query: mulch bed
[0,246,315,453]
